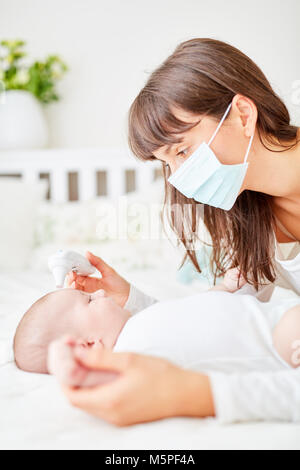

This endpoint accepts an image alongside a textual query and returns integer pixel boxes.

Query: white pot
[0,90,48,150]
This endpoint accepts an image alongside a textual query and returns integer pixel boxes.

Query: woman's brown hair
[127,38,300,289]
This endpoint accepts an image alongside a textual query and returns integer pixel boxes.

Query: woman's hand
[66,251,130,308]
[222,267,247,293]
[61,347,215,427]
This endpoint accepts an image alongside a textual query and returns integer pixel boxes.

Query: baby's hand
[222,267,247,293]
[48,336,88,386]
[47,335,119,387]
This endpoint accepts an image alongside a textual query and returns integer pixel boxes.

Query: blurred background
[1,0,300,449]
[0,0,299,148]
[0,0,299,296]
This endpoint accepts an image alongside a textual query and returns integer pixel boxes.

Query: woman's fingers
[61,378,122,421]
[66,272,88,287]
[66,271,76,286]
[61,351,134,421]
[73,275,86,288]
[67,252,114,290]
[78,276,104,293]
[74,347,136,373]
[66,272,103,292]
[86,251,113,276]
[67,273,86,291]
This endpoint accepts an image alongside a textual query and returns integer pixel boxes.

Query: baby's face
[45,288,131,349]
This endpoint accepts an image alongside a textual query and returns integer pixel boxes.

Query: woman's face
[152,98,256,186]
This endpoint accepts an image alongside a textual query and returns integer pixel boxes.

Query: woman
[63,38,300,426]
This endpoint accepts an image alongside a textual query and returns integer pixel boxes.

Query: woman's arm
[61,347,215,426]
[124,283,158,316]
[59,349,300,426]
[60,346,300,426]
[208,367,300,423]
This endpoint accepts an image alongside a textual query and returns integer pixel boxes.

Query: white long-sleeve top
[123,234,300,424]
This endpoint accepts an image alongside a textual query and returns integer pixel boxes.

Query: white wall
[0,0,299,149]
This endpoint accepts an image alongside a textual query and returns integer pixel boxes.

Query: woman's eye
[177,149,189,157]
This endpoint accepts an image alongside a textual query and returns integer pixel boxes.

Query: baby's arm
[209,267,247,293]
[272,304,300,368]
[47,335,119,387]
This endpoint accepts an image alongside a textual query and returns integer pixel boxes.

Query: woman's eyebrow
[165,118,202,154]
[166,141,188,155]
[154,138,189,160]
[165,145,174,155]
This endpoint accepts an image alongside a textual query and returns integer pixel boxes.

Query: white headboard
[0,147,162,202]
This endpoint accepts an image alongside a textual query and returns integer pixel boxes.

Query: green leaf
[0,38,68,104]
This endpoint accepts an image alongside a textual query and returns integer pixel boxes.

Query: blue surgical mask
[167,101,254,210]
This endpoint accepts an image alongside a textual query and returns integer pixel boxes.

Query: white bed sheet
[1,268,300,450]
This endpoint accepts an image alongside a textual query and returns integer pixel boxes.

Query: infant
[16,268,300,387]
[14,287,131,385]
[14,268,248,386]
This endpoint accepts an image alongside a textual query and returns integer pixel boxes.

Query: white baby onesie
[114,289,299,374]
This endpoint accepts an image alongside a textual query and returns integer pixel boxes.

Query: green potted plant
[0,39,68,150]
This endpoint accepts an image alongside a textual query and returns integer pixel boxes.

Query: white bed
[1,148,300,450]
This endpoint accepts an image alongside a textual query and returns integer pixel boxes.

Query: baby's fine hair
[13,292,56,374]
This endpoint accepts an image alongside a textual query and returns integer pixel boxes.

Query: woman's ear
[233,95,257,137]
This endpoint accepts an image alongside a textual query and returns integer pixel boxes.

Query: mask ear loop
[243,133,254,163]
[208,102,232,147]
[208,101,254,164]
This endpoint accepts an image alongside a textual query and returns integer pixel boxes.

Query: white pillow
[0,177,47,270]
[31,177,184,273]
[34,178,168,246]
